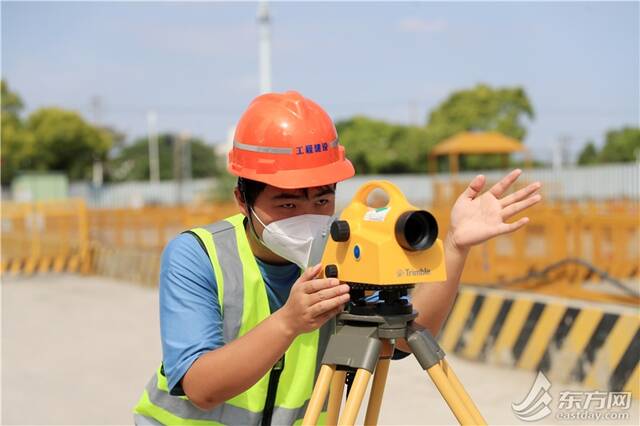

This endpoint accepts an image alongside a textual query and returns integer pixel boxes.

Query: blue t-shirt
[159,232,301,394]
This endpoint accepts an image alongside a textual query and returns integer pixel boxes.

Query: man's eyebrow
[313,187,335,198]
[271,192,304,200]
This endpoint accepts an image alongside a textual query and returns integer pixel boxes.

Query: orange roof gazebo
[428,131,529,174]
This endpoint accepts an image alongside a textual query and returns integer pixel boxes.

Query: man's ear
[234,187,248,217]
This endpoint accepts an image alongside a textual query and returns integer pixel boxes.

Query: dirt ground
[2,274,638,425]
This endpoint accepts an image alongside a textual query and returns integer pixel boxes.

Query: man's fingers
[500,181,541,207]
[313,306,345,328]
[502,194,542,220]
[463,175,486,200]
[498,217,530,235]
[489,169,522,198]
[319,305,346,322]
[310,284,350,304]
[332,305,345,317]
[300,263,323,282]
[310,293,350,317]
[303,277,340,294]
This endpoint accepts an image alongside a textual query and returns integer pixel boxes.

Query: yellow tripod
[302,310,487,426]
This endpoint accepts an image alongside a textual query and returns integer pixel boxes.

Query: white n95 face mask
[251,209,334,269]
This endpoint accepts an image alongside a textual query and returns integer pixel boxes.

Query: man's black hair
[237,177,336,207]
[237,177,267,207]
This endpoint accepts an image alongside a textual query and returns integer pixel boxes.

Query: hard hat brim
[228,158,355,189]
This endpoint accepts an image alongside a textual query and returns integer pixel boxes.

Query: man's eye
[316,199,330,206]
[281,203,295,209]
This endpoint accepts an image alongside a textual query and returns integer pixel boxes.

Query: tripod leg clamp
[407,327,446,370]
[321,325,381,372]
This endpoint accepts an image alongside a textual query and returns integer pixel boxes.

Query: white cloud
[398,18,448,34]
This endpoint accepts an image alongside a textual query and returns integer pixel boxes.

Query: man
[134,91,542,425]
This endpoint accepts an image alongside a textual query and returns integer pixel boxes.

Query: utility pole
[257,1,272,94]
[173,134,183,205]
[173,132,192,205]
[90,96,104,187]
[147,110,160,183]
[553,135,572,171]
[181,131,192,182]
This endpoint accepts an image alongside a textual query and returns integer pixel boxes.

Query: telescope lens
[395,210,438,251]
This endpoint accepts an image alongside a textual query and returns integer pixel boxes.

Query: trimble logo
[396,267,431,278]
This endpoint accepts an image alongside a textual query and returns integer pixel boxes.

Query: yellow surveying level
[321,180,446,286]
[303,181,487,426]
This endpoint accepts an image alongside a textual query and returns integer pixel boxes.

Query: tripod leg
[364,357,391,426]
[441,359,487,425]
[303,364,335,426]
[337,369,372,426]
[427,363,477,425]
[327,370,346,425]
[408,326,486,426]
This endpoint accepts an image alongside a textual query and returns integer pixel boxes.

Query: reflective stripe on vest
[134,214,332,425]
[200,217,246,343]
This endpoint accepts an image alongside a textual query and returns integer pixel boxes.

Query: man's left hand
[448,169,542,251]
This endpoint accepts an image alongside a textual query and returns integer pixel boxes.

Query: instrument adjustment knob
[325,264,339,278]
[330,220,350,242]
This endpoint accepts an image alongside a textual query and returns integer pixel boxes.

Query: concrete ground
[2,274,638,426]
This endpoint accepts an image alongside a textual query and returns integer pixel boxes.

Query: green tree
[108,133,219,181]
[426,83,535,144]
[1,118,36,185]
[336,116,432,174]
[24,108,112,180]
[1,80,23,115]
[424,83,535,172]
[577,141,599,165]
[2,80,115,184]
[1,80,36,184]
[600,127,640,163]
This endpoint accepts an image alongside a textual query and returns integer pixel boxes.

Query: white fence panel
[66,163,640,208]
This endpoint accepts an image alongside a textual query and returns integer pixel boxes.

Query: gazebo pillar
[501,153,509,169]
[428,155,437,174]
[449,154,459,175]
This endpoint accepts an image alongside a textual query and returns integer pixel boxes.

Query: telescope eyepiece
[395,210,438,251]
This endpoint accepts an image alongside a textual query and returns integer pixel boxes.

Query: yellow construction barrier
[88,203,239,285]
[438,286,640,399]
[88,203,239,250]
[3,198,638,304]
[429,200,639,305]
[1,199,90,276]
[1,200,238,278]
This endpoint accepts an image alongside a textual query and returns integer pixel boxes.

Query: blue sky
[2,1,638,162]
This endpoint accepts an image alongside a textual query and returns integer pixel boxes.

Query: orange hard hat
[228,91,355,189]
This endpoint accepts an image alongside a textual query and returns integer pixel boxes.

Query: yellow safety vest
[134,214,331,425]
